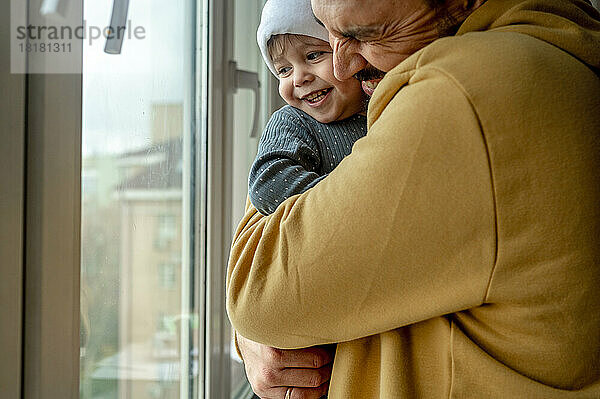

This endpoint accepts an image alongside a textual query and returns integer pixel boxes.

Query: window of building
[155,215,178,250]
[158,262,177,289]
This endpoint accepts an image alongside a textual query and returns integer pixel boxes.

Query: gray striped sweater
[249,105,367,215]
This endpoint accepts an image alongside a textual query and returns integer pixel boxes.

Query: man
[228,0,600,397]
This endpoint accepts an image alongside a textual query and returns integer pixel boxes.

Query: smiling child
[249,0,369,215]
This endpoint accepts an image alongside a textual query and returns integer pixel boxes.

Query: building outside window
[159,262,178,290]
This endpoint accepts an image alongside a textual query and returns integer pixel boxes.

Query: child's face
[273,36,365,123]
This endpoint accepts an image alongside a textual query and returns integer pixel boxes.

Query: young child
[250,0,368,215]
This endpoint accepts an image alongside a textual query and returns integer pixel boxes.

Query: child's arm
[249,107,324,215]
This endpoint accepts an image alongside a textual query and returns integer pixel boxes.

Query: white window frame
[203,0,236,396]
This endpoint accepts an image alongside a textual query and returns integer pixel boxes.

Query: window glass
[80,0,199,398]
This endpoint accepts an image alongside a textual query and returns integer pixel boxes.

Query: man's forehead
[311,0,384,29]
[311,0,364,18]
[311,0,357,15]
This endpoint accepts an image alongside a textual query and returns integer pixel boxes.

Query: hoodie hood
[457,0,600,72]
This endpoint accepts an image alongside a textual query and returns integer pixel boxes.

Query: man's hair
[424,0,477,10]
[423,0,446,7]
[423,0,475,36]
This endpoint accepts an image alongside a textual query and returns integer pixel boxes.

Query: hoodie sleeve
[249,107,324,216]
[227,68,497,349]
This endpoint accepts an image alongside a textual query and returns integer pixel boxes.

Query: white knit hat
[257,0,330,77]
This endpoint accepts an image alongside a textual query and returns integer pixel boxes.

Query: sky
[82,0,188,156]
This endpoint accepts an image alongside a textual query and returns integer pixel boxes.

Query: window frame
[203,0,237,396]
[23,52,83,399]
[0,0,26,395]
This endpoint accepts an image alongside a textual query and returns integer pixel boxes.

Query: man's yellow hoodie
[227,0,600,397]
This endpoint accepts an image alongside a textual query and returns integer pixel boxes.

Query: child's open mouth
[303,88,332,107]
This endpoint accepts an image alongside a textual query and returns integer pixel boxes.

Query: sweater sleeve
[227,69,497,349]
[249,107,325,215]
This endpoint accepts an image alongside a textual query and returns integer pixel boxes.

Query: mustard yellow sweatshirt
[227,0,600,397]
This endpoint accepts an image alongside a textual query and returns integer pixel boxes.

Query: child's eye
[306,51,326,61]
[277,66,292,76]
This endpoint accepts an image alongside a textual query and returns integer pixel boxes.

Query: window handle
[104,0,130,54]
[230,61,261,139]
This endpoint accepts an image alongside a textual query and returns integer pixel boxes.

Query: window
[155,215,178,250]
[79,0,199,398]
[3,0,270,397]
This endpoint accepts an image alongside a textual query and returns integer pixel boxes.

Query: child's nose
[293,68,313,87]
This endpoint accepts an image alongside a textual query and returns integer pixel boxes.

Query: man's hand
[236,332,334,399]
